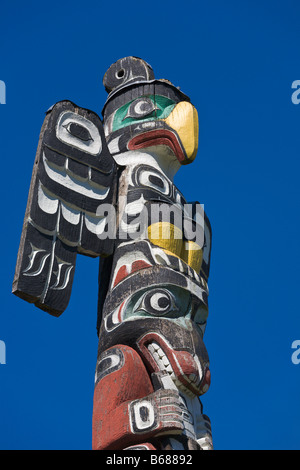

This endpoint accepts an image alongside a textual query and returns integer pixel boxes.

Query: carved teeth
[157,347,165,359]
[147,341,200,397]
[147,341,174,377]
[147,343,155,354]
[162,356,170,367]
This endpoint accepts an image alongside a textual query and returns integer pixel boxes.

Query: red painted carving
[128,129,186,163]
[92,345,187,450]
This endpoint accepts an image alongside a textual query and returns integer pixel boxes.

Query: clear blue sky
[1,0,300,450]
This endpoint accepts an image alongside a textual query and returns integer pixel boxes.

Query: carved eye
[56,111,102,155]
[137,168,170,196]
[135,289,178,316]
[123,97,157,120]
[63,122,93,141]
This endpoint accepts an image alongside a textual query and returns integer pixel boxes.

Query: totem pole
[12,57,213,451]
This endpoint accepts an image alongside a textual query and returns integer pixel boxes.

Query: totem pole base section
[92,344,198,451]
[92,344,155,450]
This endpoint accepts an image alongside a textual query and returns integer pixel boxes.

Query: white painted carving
[38,183,59,214]
[131,400,155,431]
[56,111,102,155]
[43,153,110,200]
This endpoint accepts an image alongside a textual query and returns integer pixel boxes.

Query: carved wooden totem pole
[13,57,213,451]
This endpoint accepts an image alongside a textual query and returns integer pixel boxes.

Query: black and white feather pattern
[13,100,117,316]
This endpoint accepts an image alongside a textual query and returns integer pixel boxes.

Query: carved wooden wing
[12,100,117,316]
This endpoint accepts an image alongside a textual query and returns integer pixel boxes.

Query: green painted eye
[112,95,176,132]
[123,97,158,121]
[121,285,193,327]
[134,288,178,317]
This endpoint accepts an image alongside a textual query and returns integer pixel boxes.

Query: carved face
[103,87,199,165]
[99,281,210,396]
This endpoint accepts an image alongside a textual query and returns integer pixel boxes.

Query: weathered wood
[13,57,213,450]
[13,100,117,316]
[94,57,213,450]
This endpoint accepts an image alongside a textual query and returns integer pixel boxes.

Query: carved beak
[163,101,199,165]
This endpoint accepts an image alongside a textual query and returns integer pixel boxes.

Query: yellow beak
[163,101,199,164]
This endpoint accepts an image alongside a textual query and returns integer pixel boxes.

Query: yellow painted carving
[148,222,183,257]
[163,101,199,163]
[148,222,203,272]
[181,240,203,272]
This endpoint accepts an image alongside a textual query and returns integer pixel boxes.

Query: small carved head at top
[102,57,199,165]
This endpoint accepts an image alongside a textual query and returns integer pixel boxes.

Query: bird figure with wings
[13,57,213,451]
